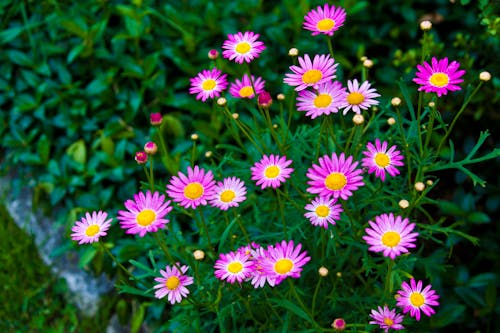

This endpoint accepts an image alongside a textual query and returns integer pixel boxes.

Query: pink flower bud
[144,142,158,155]
[150,113,163,126]
[135,151,148,164]
[258,91,273,108]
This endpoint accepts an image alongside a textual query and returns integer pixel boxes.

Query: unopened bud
[387,117,396,125]
[420,20,432,31]
[353,114,364,125]
[208,49,219,60]
[318,266,329,277]
[144,141,158,155]
[336,272,342,278]
[414,182,425,192]
[205,151,213,158]
[391,97,402,107]
[288,47,299,57]
[479,71,491,82]
[363,59,374,68]
[426,179,434,186]
[360,56,368,62]
[191,133,199,141]
[217,97,227,106]
[258,91,273,108]
[428,101,435,108]
[135,151,148,165]
[277,93,285,101]
[193,250,205,260]
[332,318,346,331]
[150,113,163,126]
[399,199,410,209]
[232,113,239,120]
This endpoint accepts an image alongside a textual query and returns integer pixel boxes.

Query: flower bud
[363,59,374,68]
[391,97,402,107]
[387,117,396,125]
[420,20,432,31]
[150,113,163,126]
[277,93,285,101]
[414,181,425,192]
[353,114,364,125]
[191,133,199,141]
[332,318,346,331]
[428,101,435,108]
[205,151,213,158]
[360,56,368,62]
[232,113,239,120]
[318,266,329,277]
[288,47,299,57]
[135,151,148,165]
[208,49,219,60]
[258,91,273,108]
[144,141,158,155]
[336,272,342,278]
[217,97,227,106]
[479,71,491,82]
[399,199,409,209]
[193,250,205,260]
[426,179,434,186]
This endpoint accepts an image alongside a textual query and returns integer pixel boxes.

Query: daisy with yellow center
[342,79,380,114]
[284,54,338,91]
[362,139,405,182]
[222,31,266,64]
[261,240,310,286]
[189,68,228,102]
[153,264,194,304]
[214,250,254,284]
[166,165,216,209]
[71,211,112,244]
[304,196,343,229]
[362,213,418,260]
[396,278,440,321]
[209,177,247,210]
[303,3,346,36]
[229,74,266,99]
[117,191,173,237]
[251,154,294,190]
[413,57,465,97]
[369,306,405,332]
[296,81,348,119]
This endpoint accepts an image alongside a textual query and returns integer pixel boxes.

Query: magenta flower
[229,74,266,99]
[117,191,173,237]
[284,54,338,91]
[209,177,247,210]
[261,240,310,285]
[413,57,466,97]
[362,213,418,259]
[362,139,404,181]
[303,4,346,36]
[166,166,216,209]
[296,81,347,119]
[251,154,294,189]
[304,196,343,229]
[71,211,112,244]
[222,31,265,64]
[396,278,440,321]
[343,79,380,114]
[369,306,405,332]
[214,250,255,284]
[306,152,364,200]
[189,68,228,102]
[153,264,194,304]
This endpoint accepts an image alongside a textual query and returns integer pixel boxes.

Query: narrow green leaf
[270,298,314,324]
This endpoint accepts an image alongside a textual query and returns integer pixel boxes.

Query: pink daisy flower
[214,250,254,284]
[248,246,278,288]
[362,213,418,260]
[343,79,380,115]
[229,74,266,99]
[153,264,194,304]
[362,139,405,181]
[166,165,216,209]
[306,152,364,200]
[117,191,173,237]
[284,54,338,91]
[222,31,266,64]
[250,154,294,189]
[396,278,440,321]
[189,68,228,102]
[209,177,247,210]
[413,57,466,97]
[261,240,310,285]
[369,306,405,332]
[296,81,347,119]
[303,4,347,36]
[71,211,112,244]
[304,196,343,229]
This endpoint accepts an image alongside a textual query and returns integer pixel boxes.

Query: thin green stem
[148,156,154,191]
[222,107,265,155]
[198,209,214,250]
[384,259,395,300]
[311,276,322,318]
[99,242,134,279]
[395,107,413,188]
[287,279,321,329]
[276,189,287,238]
[152,232,180,271]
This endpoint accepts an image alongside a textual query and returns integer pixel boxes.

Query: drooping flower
[343,79,380,114]
[261,240,310,285]
[251,154,294,189]
[166,166,216,209]
[413,57,465,97]
[153,264,194,304]
[229,74,266,99]
[209,177,247,210]
[71,211,112,244]
[189,68,228,102]
[362,139,404,181]
[214,250,255,284]
[369,306,405,332]
[222,31,266,64]
[396,278,440,321]
[306,152,364,200]
[284,54,338,91]
[362,213,418,259]
[117,191,173,237]
[304,196,343,228]
[296,81,347,119]
[303,3,347,36]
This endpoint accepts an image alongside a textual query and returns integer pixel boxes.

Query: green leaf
[269,298,314,324]
[467,212,490,224]
[431,303,466,328]
[79,246,98,268]
[6,50,33,67]
[67,44,86,64]
[37,134,50,165]
[66,140,87,164]
[131,303,146,333]
[468,273,497,287]
[0,26,25,45]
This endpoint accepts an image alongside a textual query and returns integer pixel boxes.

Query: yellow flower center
[220,190,236,203]
[381,231,401,247]
[315,205,330,217]
[235,41,251,54]
[201,79,216,91]
[165,276,180,290]
[383,317,394,326]
[239,86,254,98]
[136,209,156,226]
[274,258,294,274]
[184,182,204,200]
[302,69,323,84]
[85,225,100,237]
[228,261,243,274]
[317,18,335,31]
[410,292,425,307]
[429,72,449,87]
[264,165,280,179]
[313,93,332,108]
[346,92,365,105]
[325,172,347,191]
[374,152,390,167]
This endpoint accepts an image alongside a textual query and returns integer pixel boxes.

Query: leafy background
[0,0,498,332]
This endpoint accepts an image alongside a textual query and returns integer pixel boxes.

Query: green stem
[395,107,413,189]
[384,259,395,300]
[287,279,320,329]
[99,242,134,279]
[152,232,179,270]
[198,209,214,250]
[222,107,265,155]
[311,276,322,318]
[148,156,155,191]
[276,189,287,238]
